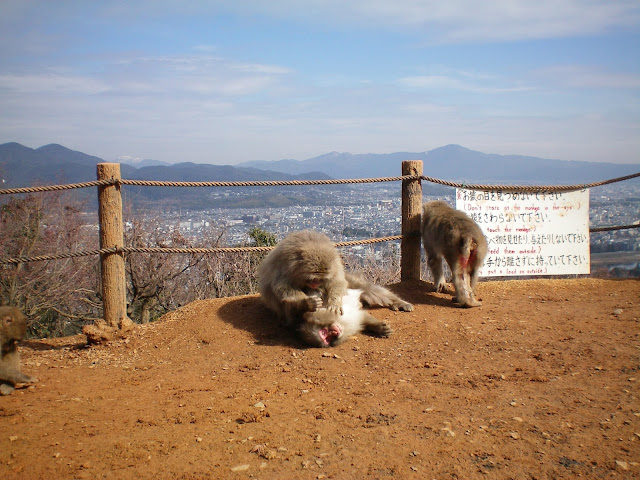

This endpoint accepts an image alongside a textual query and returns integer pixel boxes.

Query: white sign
[455,189,590,277]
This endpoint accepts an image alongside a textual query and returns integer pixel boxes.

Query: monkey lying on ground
[298,288,392,347]
[421,200,487,307]
[257,230,413,346]
[0,306,37,395]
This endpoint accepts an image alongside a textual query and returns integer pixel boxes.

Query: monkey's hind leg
[361,312,392,338]
[450,263,481,308]
[345,272,413,312]
[427,254,447,293]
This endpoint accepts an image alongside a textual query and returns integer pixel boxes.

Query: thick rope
[590,224,640,233]
[421,171,640,192]
[118,176,416,187]
[0,237,404,264]
[1,247,118,265]
[0,179,115,195]
[2,171,638,194]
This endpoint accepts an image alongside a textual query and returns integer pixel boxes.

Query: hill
[0,143,332,209]
[3,278,638,479]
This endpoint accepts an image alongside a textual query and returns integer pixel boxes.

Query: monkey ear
[1,315,13,326]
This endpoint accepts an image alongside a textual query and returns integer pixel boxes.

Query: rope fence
[0,168,637,267]
[2,160,638,329]
[2,171,639,195]
[0,179,115,195]
[421,171,640,192]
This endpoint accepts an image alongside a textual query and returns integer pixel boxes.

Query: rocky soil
[1,278,639,480]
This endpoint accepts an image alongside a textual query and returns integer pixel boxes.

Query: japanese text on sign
[455,189,590,277]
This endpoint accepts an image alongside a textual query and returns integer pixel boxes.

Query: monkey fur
[0,306,36,395]
[421,200,487,307]
[257,230,413,346]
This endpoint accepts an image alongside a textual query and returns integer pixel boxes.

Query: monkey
[258,230,348,326]
[0,306,37,395]
[297,288,392,347]
[421,200,487,307]
[257,230,413,345]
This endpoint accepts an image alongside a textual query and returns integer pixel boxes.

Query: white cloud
[397,74,532,94]
[109,53,292,97]
[0,73,109,94]
[170,0,640,43]
[535,65,640,89]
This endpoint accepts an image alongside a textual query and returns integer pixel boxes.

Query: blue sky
[0,1,639,165]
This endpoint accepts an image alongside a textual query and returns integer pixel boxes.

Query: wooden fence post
[401,160,423,281]
[96,163,128,329]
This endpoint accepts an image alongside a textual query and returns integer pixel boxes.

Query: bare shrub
[0,193,101,337]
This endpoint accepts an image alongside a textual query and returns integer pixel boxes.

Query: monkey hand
[325,303,343,317]
[304,295,323,312]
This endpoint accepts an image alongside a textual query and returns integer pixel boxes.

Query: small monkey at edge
[0,306,37,395]
[258,230,413,346]
[421,201,487,307]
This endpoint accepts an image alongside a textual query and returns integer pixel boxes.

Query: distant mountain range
[0,142,331,209]
[239,144,640,183]
[0,142,328,187]
[1,142,638,209]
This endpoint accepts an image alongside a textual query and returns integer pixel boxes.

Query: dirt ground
[1,278,639,480]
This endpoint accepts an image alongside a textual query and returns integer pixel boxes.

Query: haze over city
[1,1,639,165]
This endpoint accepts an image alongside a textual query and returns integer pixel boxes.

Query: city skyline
[1,1,639,165]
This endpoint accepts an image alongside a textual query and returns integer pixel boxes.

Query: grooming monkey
[257,230,413,346]
[421,201,487,307]
[0,306,37,395]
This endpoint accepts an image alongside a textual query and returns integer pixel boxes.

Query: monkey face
[298,309,344,347]
[306,278,322,290]
[316,323,343,346]
[0,307,27,342]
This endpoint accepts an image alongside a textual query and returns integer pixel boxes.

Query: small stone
[441,423,455,437]
[231,464,250,472]
[612,309,623,316]
[261,449,277,460]
[254,402,265,409]
[510,432,521,440]
[615,460,629,471]
[9,436,18,442]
